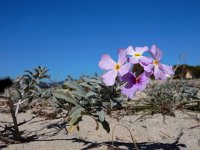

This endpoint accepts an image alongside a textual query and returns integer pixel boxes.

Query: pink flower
[121,72,149,99]
[99,49,131,86]
[144,45,174,80]
[126,46,152,66]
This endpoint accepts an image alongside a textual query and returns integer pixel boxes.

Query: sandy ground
[0,110,200,150]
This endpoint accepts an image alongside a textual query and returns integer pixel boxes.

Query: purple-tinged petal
[137,73,149,91]
[140,56,152,65]
[145,71,152,77]
[144,64,154,73]
[135,46,148,54]
[138,73,150,83]
[121,72,149,98]
[154,66,167,80]
[121,72,136,88]
[121,86,137,99]
[102,70,117,86]
[129,56,140,64]
[160,64,174,75]
[149,45,157,59]
[149,45,163,60]
[126,46,135,56]
[118,49,127,65]
[137,83,147,91]
[99,54,116,70]
[118,63,131,76]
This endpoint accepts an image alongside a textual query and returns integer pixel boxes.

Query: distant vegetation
[174,64,200,79]
[132,64,200,80]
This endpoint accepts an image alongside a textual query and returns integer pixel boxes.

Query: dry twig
[111,124,139,150]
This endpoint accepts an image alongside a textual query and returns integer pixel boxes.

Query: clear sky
[0,0,200,81]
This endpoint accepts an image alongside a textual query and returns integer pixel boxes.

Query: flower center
[114,64,120,71]
[134,53,141,57]
[153,59,159,66]
[135,76,140,83]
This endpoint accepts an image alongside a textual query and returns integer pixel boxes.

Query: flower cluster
[99,45,174,99]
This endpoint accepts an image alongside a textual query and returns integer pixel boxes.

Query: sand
[0,110,199,150]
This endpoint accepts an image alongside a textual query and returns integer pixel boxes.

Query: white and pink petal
[118,63,131,76]
[121,86,137,99]
[149,45,163,60]
[140,56,152,65]
[99,54,116,70]
[129,56,140,64]
[135,46,148,54]
[118,49,127,65]
[126,46,135,56]
[101,70,117,86]
[154,66,167,80]
[144,64,154,73]
[160,64,174,75]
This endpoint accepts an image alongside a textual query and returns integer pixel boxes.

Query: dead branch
[188,124,200,129]
[0,134,20,144]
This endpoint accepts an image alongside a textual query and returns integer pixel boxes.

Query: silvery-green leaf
[71,90,86,98]
[53,89,78,105]
[41,69,48,76]
[24,70,33,76]
[86,91,98,98]
[64,81,82,91]
[69,105,84,117]
[79,82,92,89]
[22,74,32,81]
[69,106,85,128]
[96,109,105,122]
[40,75,50,79]
[89,79,102,84]
[33,68,40,75]
[33,84,41,92]
[102,102,110,108]
[116,82,127,91]
[110,100,117,109]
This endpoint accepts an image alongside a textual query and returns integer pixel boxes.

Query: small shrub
[53,75,126,133]
[144,80,200,116]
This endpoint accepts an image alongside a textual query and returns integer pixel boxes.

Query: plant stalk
[7,97,21,140]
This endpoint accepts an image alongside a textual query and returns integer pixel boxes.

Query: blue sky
[0,0,200,81]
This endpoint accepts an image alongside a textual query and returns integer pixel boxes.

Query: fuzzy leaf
[71,90,86,98]
[22,74,32,81]
[96,109,105,122]
[24,70,33,76]
[68,106,85,132]
[33,68,40,75]
[42,74,50,79]
[81,77,102,84]
[64,81,82,91]
[53,89,78,105]
[68,105,84,116]
[86,91,98,98]
[79,82,92,89]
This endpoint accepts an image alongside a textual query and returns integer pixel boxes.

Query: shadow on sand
[32,137,186,150]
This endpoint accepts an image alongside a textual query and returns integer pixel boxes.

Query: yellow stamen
[115,64,120,71]
[134,53,141,57]
[153,59,159,66]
